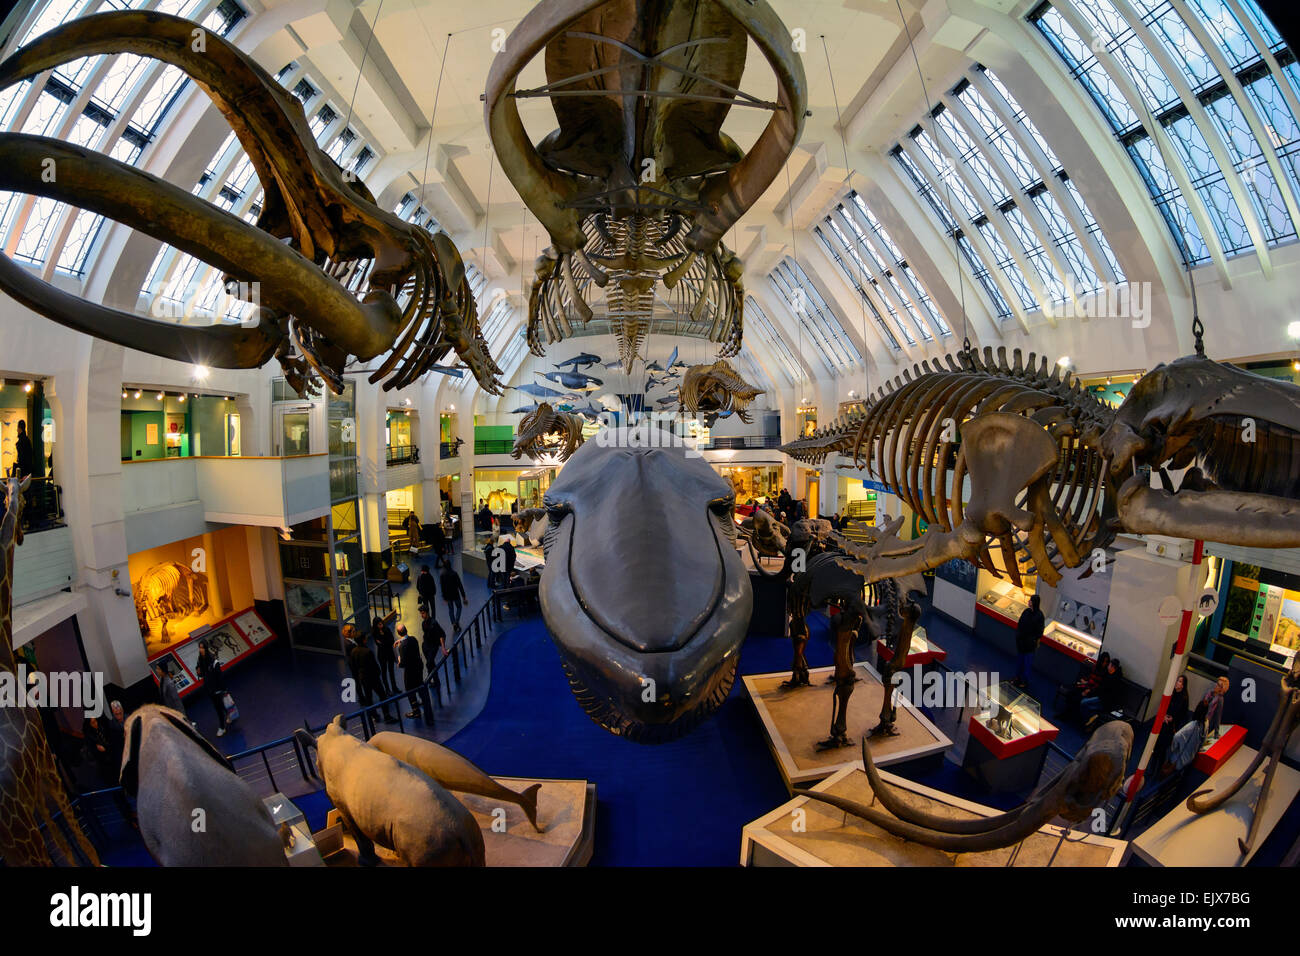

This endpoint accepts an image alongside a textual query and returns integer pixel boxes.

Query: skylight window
[745,296,800,386]
[0,0,247,277]
[768,258,862,374]
[480,297,514,344]
[1030,0,1300,264]
[813,224,905,350]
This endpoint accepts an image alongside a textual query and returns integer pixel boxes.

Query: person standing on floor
[396,623,425,720]
[501,539,517,586]
[195,638,231,737]
[416,563,437,611]
[405,510,423,555]
[440,563,467,632]
[372,615,397,696]
[427,520,448,569]
[1014,594,1045,689]
[349,625,396,724]
[420,606,447,686]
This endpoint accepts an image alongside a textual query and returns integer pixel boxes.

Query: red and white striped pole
[1112,538,1205,831]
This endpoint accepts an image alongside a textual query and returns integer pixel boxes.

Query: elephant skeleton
[487,0,807,372]
[0,11,502,398]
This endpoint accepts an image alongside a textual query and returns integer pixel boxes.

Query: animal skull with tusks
[0,11,503,398]
[803,720,1134,853]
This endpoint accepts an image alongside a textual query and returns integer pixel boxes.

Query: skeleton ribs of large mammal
[0,12,502,398]
[779,346,1300,748]
[486,0,807,372]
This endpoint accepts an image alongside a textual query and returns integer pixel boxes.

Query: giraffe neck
[0,500,15,676]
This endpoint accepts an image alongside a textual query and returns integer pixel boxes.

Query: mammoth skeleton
[486,0,807,372]
[0,11,502,398]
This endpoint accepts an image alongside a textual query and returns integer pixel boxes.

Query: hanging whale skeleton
[486,0,807,373]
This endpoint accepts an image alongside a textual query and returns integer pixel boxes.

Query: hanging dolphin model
[513,382,569,399]
[540,370,604,391]
[555,352,602,371]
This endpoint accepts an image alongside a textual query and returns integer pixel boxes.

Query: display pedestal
[740,764,1126,867]
[962,714,1058,793]
[1194,724,1246,775]
[315,777,596,866]
[742,662,951,790]
[875,627,946,668]
[1131,745,1300,866]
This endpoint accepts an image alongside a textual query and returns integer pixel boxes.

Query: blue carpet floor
[438,616,838,866]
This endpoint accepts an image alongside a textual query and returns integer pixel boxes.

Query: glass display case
[1042,620,1102,662]
[974,682,1043,742]
[977,577,1033,624]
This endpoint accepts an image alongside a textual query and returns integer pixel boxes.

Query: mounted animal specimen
[0,476,100,866]
[0,11,501,397]
[678,358,764,427]
[511,403,586,462]
[802,720,1133,854]
[1186,659,1299,858]
[486,0,807,372]
[368,732,543,832]
[539,424,752,741]
[120,705,287,866]
[297,717,485,866]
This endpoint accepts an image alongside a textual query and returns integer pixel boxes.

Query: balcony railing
[699,434,783,450]
[473,438,515,455]
[385,443,420,466]
[15,475,64,532]
[439,439,464,459]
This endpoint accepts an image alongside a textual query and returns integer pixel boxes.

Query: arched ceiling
[3,0,1300,414]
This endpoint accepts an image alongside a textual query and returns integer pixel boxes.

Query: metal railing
[366,578,399,623]
[17,475,65,532]
[385,443,419,466]
[439,440,463,459]
[473,438,515,455]
[33,589,531,863]
[699,434,782,450]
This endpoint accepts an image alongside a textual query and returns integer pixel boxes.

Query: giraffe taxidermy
[1,476,101,865]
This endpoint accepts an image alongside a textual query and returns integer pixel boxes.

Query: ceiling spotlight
[448,403,456,411]
[122,390,128,399]
[133,390,142,400]
[402,397,412,407]
[157,391,165,401]
[1288,321,1300,340]
[193,364,210,380]
[847,390,857,398]
[1293,360,1300,372]
[178,393,186,402]
[23,381,33,393]
[1057,356,1071,367]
